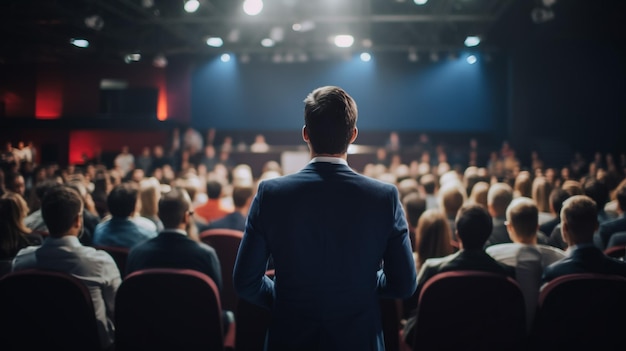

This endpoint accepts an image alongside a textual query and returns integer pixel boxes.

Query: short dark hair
[35,179,63,200]
[304,86,357,155]
[583,178,609,208]
[506,197,538,238]
[107,182,138,218]
[549,188,570,215]
[41,186,83,238]
[206,180,222,200]
[232,185,254,208]
[158,187,191,229]
[455,203,492,250]
[561,195,598,244]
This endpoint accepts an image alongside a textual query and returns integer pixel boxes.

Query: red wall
[68,130,169,165]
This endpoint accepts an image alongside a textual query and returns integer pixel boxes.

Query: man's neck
[311,152,347,160]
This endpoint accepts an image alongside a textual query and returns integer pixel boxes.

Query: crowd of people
[1,87,626,349]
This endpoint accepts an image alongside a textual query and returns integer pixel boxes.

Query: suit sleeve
[233,183,275,310]
[377,187,418,299]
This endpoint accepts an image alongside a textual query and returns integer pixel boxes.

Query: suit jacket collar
[303,161,354,174]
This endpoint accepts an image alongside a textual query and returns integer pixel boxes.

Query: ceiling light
[243,0,263,16]
[70,38,89,48]
[360,52,371,62]
[334,35,354,48]
[220,53,231,62]
[124,53,141,63]
[84,15,104,31]
[466,55,477,64]
[408,51,419,62]
[153,54,168,68]
[184,0,200,13]
[464,36,481,47]
[414,0,428,5]
[206,37,224,47]
[261,38,275,47]
[292,20,315,32]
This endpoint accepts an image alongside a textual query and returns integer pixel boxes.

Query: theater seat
[412,270,527,351]
[115,268,233,351]
[200,228,244,312]
[93,245,130,278]
[0,269,102,351]
[529,273,626,350]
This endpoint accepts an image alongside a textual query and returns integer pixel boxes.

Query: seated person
[542,195,626,284]
[12,186,121,350]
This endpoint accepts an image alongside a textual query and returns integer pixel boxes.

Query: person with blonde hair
[469,181,490,208]
[532,176,554,225]
[0,192,42,260]
[139,177,164,232]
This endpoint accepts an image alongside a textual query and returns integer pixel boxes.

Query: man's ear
[302,125,309,142]
[350,127,358,144]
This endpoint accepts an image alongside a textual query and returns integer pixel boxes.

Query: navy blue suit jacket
[542,245,626,283]
[126,230,223,291]
[598,216,626,249]
[233,161,417,351]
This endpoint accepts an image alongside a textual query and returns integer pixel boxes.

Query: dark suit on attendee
[205,212,246,232]
[414,249,516,300]
[126,230,222,291]
[542,244,626,283]
[233,160,417,351]
[539,217,560,240]
[597,215,626,249]
[485,217,510,247]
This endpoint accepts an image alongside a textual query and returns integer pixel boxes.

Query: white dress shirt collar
[309,156,348,166]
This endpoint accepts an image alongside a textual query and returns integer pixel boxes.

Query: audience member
[194,179,231,225]
[542,188,571,248]
[12,186,121,350]
[420,174,438,210]
[113,145,134,178]
[0,192,43,260]
[93,183,157,248]
[66,179,101,246]
[542,195,626,283]
[468,181,489,208]
[402,192,427,250]
[403,203,515,348]
[486,197,566,326]
[135,146,153,176]
[205,184,254,232]
[437,182,466,241]
[532,176,554,225]
[597,182,626,249]
[233,86,417,350]
[485,182,514,247]
[126,187,222,285]
[139,177,164,232]
[199,145,218,172]
[24,179,62,233]
[250,134,270,153]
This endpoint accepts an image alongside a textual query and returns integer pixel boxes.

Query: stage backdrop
[191,53,507,134]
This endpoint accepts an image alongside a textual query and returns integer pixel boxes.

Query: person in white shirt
[12,185,121,349]
[486,197,566,328]
[114,146,135,178]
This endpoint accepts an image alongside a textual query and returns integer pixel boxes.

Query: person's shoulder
[537,244,566,257]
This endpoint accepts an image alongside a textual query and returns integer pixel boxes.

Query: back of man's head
[438,183,466,218]
[487,182,513,218]
[107,182,138,218]
[560,195,598,245]
[35,179,62,201]
[41,186,83,238]
[420,174,437,195]
[583,178,609,209]
[549,188,570,215]
[562,180,583,197]
[206,180,223,200]
[159,187,192,229]
[455,203,493,250]
[232,185,254,209]
[303,86,357,155]
[403,192,427,228]
[506,197,538,239]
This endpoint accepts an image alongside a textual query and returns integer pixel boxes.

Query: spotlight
[220,53,231,62]
[360,52,371,62]
[408,51,418,62]
[464,36,481,47]
[70,38,89,48]
[243,0,263,16]
[184,0,200,13]
[153,54,168,68]
[261,38,275,47]
[466,55,477,64]
[124,53,141,64]
[206,37,224,47]
[414,0,428,5]
[84,15,104,31]
[334,35,354,48]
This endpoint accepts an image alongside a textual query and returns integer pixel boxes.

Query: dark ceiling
[0,0,624,65]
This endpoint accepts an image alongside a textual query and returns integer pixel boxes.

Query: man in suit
[542,195,626,283]
[233,86,417,351]
[126,187,222,290]
[485,182,514,247]
[597,183,626,249]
